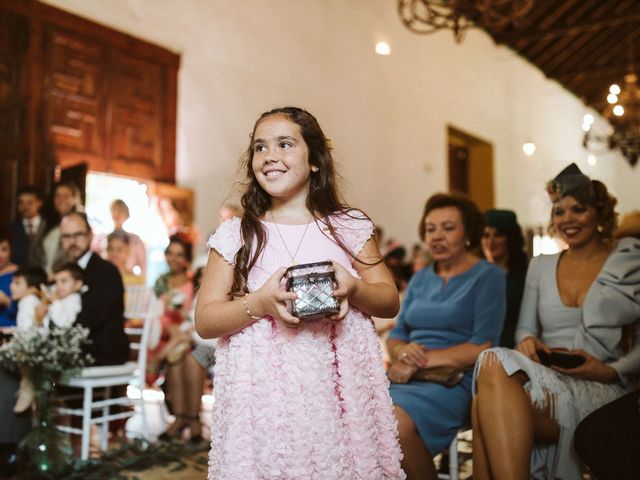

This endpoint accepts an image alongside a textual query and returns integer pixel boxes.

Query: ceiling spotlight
[613,105,624,116]
[522,142,536,156]
[609,84,621,95]
[375,41,391,55]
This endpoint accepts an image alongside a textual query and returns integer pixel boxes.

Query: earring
[597,224,604,233]
[311,166,319,173]
[465,240,471,247]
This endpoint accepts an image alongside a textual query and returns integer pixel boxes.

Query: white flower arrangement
[0,325,93,382]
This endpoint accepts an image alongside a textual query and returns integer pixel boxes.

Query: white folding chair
[437,427,472,480]
[55,291,160,460]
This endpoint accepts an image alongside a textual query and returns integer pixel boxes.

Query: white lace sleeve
[207,217,243,265]
[332,210,375,256]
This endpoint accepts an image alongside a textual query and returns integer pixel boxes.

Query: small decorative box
[285,261,339,321]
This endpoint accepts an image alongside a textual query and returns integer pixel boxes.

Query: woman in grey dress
[471,164,640,480]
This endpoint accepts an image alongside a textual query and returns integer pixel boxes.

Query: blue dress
[0,271,17,327]
[389,260,505,454]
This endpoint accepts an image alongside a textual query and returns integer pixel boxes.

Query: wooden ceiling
[476,0,640,114]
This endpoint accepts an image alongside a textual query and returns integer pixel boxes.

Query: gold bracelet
[242,293,262,320]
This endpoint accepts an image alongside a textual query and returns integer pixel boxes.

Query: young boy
[42,263,85,329]
[9,266,48,413]
[9,266,47,330]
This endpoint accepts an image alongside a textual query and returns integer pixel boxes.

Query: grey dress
[475,237,640,480]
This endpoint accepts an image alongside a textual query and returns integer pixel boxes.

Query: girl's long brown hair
[230,107,371,296]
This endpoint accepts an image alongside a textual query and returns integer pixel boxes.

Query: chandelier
[397,0,535,43]
[583,72,640,168]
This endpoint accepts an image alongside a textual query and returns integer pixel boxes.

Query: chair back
[124,283,150,324]
[121,286,160,384]
[128,293,163,390]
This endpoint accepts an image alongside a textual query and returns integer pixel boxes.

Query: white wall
[43,0,640,249]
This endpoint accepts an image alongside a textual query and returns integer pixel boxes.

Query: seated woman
[472,164,640,480]
[387,193,506,480]
[106,231,146,327]
[0,232,18,327]
[149,234,204,441]
[481,209,529,348]
[572,210,640,480]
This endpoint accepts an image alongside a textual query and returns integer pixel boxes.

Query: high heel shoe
[185,415,206,444]
[158,414,189,441]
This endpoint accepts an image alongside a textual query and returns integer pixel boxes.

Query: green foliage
[0,325,93,381]
[63,439,209,479]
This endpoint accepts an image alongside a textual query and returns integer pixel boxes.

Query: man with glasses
[59,212,129,366]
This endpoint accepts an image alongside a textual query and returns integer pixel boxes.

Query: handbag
[412,366,465,387]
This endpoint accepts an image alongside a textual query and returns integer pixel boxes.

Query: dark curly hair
[418,192,485,250]
[548,179,618,240]
[231,107,367,296]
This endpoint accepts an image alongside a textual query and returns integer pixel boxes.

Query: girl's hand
[396,342,429,368]
[516,336,550,363]
[387,360,419,384]
[327,261,356,322]
[253,267,300,328]
[552,349,620,383]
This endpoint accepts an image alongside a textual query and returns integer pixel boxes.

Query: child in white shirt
[9,266,48,413]
[41,263,85,329]
[10,266,48,330]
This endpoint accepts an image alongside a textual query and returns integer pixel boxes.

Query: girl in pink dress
[196,107,405,479]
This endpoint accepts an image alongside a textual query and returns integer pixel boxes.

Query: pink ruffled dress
[207,213,405,480]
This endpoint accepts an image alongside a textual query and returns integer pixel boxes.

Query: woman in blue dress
[387,193,505,480]
[0,232,18,327]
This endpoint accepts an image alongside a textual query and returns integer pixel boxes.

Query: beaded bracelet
[242,293,262,320]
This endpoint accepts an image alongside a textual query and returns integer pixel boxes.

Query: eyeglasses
[61,231,89,241]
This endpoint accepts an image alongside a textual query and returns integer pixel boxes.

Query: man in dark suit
[59,211,130,366]
[9,186,46,268]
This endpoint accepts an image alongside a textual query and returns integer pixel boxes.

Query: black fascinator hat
[546,163,593,203]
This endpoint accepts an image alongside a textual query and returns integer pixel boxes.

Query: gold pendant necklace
[269,211,312,266]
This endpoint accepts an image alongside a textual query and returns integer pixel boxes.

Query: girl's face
[424,207,468,265]
[251,114,311,206]
[482,227,509,264]
[0,240,11,270]
[551,195,599,248]
[10,276,30,301]
[107,238,129,271]
[54,186,78,215]
[165,242,189,274]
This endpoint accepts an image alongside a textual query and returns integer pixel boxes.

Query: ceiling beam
[556,62,633,79]
[495,13,640,44]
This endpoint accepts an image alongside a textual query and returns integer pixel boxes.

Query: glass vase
[17,374,72,479]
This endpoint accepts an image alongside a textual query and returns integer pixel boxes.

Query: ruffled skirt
[208,310,405,480]
[474,347,627,480]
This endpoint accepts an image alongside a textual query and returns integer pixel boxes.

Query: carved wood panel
[0,0,179,228]
[108,54,163,178]
[0,10,27,227]
[44,26,105,169]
